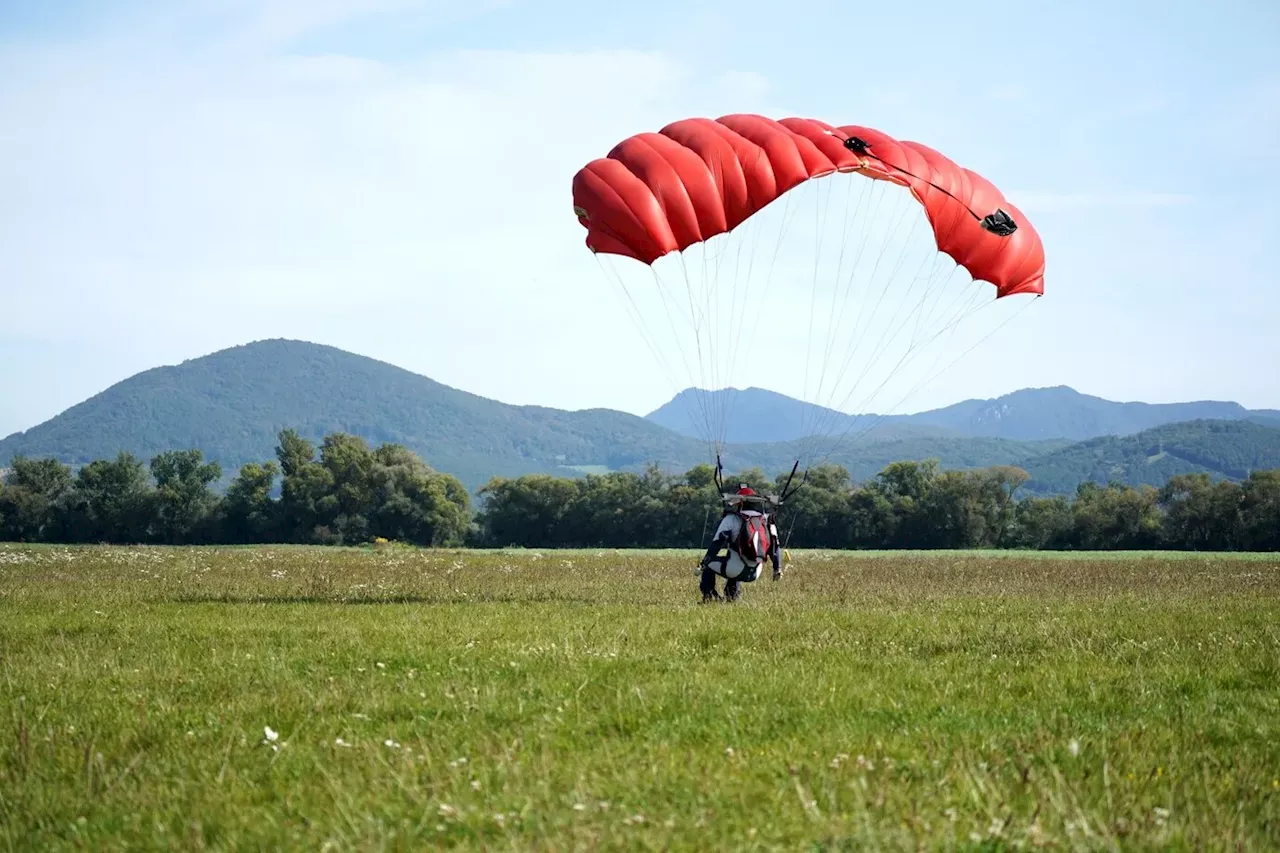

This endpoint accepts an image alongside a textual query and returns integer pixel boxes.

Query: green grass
[1,544,1278,851]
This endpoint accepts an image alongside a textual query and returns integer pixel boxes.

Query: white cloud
[0,14,784,430]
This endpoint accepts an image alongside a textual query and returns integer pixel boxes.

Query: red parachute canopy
[571,114,1044,298]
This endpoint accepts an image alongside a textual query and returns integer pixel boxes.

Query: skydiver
[699,485,782,603]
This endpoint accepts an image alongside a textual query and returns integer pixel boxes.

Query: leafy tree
[60,453,152,543]
[1071,482,1162,550]
[0,457,73,541]
[1158,474,1242,551]
[276,430,335,543]
[1239,470,1280,550]
[220,462,280,543]
[1008,496,1074,549]
[477,474,582,547]
[369,444,470,546]
[150,450,222,544]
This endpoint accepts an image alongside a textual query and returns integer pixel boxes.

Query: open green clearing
[2,544,1278,850]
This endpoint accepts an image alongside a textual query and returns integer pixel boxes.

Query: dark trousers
[700,565,740,600]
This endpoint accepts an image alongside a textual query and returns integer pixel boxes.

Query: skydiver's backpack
[736,512,771,564]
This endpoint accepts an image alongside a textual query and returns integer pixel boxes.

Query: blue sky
[1,0,1277,438]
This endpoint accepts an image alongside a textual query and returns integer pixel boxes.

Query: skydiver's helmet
[735,485,764,514]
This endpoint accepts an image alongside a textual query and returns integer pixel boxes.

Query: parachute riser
[778,460,807,506]
[839,135,1019,237]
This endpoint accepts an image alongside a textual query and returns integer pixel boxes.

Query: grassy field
[1,544,1278,851]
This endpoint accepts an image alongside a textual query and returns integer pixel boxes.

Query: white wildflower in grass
[470,780,481,791]
[572,803,586,812]
[376,662,386,669]
[1154,807,1170,826]
[334,738,352,748]
[437,803,458,818]
[1069,738,1081,757]
[449,756,468,768]
[384,739,401,749]
[261,726,280,752]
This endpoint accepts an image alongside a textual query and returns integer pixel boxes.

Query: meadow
[1,544,1277,851]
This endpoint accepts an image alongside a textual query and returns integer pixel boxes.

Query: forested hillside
[1019,419,1280,495]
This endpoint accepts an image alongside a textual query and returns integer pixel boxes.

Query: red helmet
[737,486,756,496]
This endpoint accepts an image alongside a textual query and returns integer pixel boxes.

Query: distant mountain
[1019,419,1280,495]
[648,385,1280,443]
[0,340,707,491]
[904,386,1280,441]
[0,339,1063,492]
[646,387,957,445]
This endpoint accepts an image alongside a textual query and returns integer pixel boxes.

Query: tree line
[2,430,1278,550]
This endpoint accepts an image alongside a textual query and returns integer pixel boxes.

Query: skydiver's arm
[701,515,735,565]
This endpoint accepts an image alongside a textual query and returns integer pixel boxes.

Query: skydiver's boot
[700,566,722,603]
[724,580,741,602]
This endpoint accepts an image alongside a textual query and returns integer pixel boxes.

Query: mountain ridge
[4,339,1278,495]
[647,384,1280,443]
[0,339,1061,491]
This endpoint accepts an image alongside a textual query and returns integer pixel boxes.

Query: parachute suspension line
[793,175,889,467]
[799,182,930,461]
[595,254,686,392]
[594,255,698,450]
[814,256,964,443]
[647,263,718,451]
[801,184,997,464]
[696,227,725,450]
[588,218,722,452]
[717,185,803,449]
[815,291,1039,471]
[811,284,1013,470]
[718,208,763,444]
[813,180,918,415]
[891,294,1040,414]
[801,173,837,431]
[710,144,774,447]
[804,167,872,444]
[911,253,964,350]
[676,253,721,461]
[718,189,787,448]
[902,280,993,403]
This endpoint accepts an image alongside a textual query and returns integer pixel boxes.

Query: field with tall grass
[2,543,1277,850]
